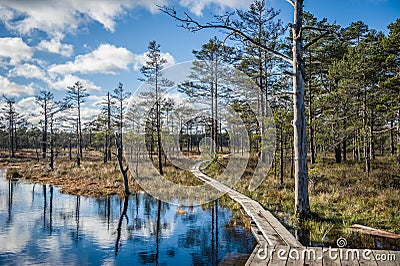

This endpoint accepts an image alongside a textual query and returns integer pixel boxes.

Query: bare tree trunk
[362,81,370,175]
[274,151,277,180]
[34,136,39,161]
[397,86,400,172]
[78,93,83,160]
[308,51,315,164]
[49,116,54,171]
[259,45,267,163]
[104,92,112,163]
[334,143,341,163]
[115,133,130,196]
[76,120,81,167]
[343,120,347,161]
[214,60,218,156]
[357,132,361,161]
[69,136,72,161]
[280,125,284,186]
[156,72,163,176]
[290,135,294,179]
[292,0,310,218]
[370,120,375,160]
[42,101,47,159]
[390,120,395,155]
[211,81,215,155]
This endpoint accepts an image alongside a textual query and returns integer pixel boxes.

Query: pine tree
[64,81,89,167]
[140,41,173,175]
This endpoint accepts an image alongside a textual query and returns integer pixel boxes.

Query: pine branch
[158,6,293,64]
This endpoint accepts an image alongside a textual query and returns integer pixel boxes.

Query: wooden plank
[255,205,302,247]
[268,245,290,265]
[358,249,378,266]
[372,250,398,266]
[243,203,286,246]
[245,244,262,266]
[348,224,400,239]
[286,247,306,265]
[247,244,275,266]
[323,247,342,266]
[250,221,268,244]
[304,247,323,266]
[393,251,400,266]
[191,161,308,266]
[338,247,361,265]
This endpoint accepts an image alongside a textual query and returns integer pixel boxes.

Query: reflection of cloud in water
[0,170,256,265]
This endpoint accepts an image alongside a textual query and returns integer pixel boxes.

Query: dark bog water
[0,169,256,265]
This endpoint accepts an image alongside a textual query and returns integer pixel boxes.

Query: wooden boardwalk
[191,162,400,266]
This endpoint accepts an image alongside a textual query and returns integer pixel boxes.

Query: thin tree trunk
[363,81,370,175]
[292,0,310,218]
[308,50,315,164]
[280,125,284,186]
[370,119,375,160]
[49,116,54,171]
[343,120,347,161]
[334,143,341,163]
[69,136,72,161]
[115,133,130,196]
[397,86,400,172]
[155,200,161,266]
[156,71,163,175]
[76,120,81,167]
[290,135,294,179]
[42,100,47,158]
[390,120,395,155]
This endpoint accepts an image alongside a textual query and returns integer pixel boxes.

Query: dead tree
[115,132,130,196]
[160,0,333,218]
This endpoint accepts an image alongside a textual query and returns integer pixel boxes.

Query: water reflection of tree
[155,200,161,266]
[176,200,222,265]
[71,195,80,242]
[49,186,53,234]
[43,185,46,229]
[95,196,112,230]
[115,195,129,255]
[7,180,14,224]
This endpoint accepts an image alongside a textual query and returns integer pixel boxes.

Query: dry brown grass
[1,149,140,197]
[202,154,400,238]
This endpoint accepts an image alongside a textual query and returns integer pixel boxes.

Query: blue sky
[0,0,399,124]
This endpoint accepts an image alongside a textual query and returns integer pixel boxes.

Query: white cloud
[132,52,175,71]
[0,0,168,38]
[87,95,107,106]
[80,106,101,123]
[15,97,41,124]
[52,74,101,92]
[49,44,134,75]
[8,63,47,81]
[0,75,35,97]
[0,0,251,41]
[0,37,33,65]
[179,0,253,16]
[37,38,74,57]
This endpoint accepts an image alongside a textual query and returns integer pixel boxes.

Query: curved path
[190,161,400,266]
